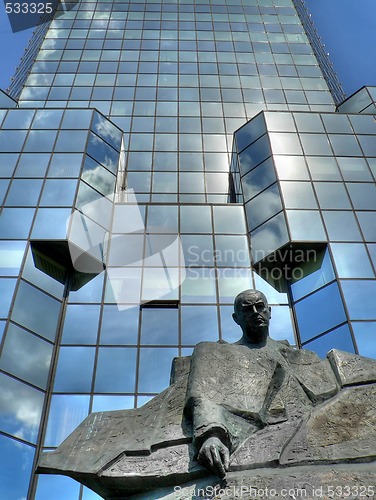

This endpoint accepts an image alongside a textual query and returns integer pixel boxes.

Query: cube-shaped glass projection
[0,108,122,286]
[232,110,376,267]
[337,86,376,114]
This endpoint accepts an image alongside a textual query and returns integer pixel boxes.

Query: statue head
[232,289,271,345]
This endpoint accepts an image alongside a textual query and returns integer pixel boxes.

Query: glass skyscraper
[0,0,375,498]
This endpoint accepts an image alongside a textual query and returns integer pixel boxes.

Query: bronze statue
[37,290,376,499]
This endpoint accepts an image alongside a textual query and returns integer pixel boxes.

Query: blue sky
[0,0,375,96]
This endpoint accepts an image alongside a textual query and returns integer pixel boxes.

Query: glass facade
[0,0,374,498]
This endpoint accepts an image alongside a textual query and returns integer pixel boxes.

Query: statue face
[233,290,271,339]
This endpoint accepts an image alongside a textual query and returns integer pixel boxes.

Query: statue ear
[268,306,272,319]
[232,312,240,325]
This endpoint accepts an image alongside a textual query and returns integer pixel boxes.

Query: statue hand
[197,436,230,479]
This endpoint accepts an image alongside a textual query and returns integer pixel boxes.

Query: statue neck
[238,328,269,348]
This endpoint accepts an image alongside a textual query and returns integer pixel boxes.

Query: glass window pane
[24,130,57,152]
[215,235,250,267]
[274,155,309,181]
[357,212,376,241]
[99,305,138,345]
[291,249,335,301]
[269,132,302,155]
[331,243,374,278]
[33,109,63,129]
[180,205,212,233]
[54,347,95,392]
[2,110,35,129]
[141,308,178,345]
[138,347,178,393]
[341,280,376,320]
[352,322,376,359]
[280,181,317,209]
[32,208,72,239]
[300,134,332,155]
[0,373,44,443]
[213,205,246,234]
[55,131,88,153]
[48,153,83,178]
[87,132,119,173]
[61,305,100,344]
[306,156,341,180]
[44,395,90,447]
[314,182,351,209]
[11,281,61,341]
[238,134,271,175]
[0,278,16,318]
[295,283,347,342]
[0,436,34,499]
[337,157,372,181]
[245,183,282,230]
[321,114,352,134]
[347,183,376,210]
[251,212,289,263]
[35,475,80,500]
[40,179,77,207]
[6,179,43,206]
[287,210,326,241]
[304,324,354,358]
[181,268,217,304]
[82,155,116,196]
[0,323,53,389]
[181,234,214,266]
[269,305,295,344]
[0,208,35,239]
[0,241,26,276]
[181,305,218,345]
[95,347,137,392]
[329,134,362,156]
[146,205,178,233]
[16,153,50,177]
[242,157,276,201]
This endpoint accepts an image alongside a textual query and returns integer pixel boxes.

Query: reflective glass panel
[141,308,178,345]
[295,283,347,342]
[352,322,376,359]
[5,179,43,206]
[290,249,335,301]
[181,235,214,266]
[40,179,77,207]
[347,183,376,210]
[82,155,116,196]
[217,268,253,304]
[341,280,376,320]
[54,347,95,392]
[314,182,351,209]
[32,208,72,239]
[48,153,83,178]
[181,305,218,345]
[242,157,276,201]
[0,208,35,238]
[138,347,178,393]
[87,132,119,173]
[0,278,16,318]
[95,347,137,392]
[300,134,332,155]
[100,305,138,345]
[180,205,212,233]
[147,205,178,233]
[287,210,326,241]
[357,212,376,241]
[331,243,374,278]
[61,305,100,344]
[251,212,289,263]
[44,395,90,447]
[337,157,372,181]
[280,181,317,209]
[306,156,340,180]
[245,183,282,230]
[11,281,61,341]
[215,235,250,267]
[304,324,355,358]
[238,134,271,175]
[213,205,246,234]
[0,372,44,443]
[0,435,34,500]
[181,268,217,304]
[0,241,26,276]
[35,475,80,500]
[15,153,50,178]
[0,323,53,389]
